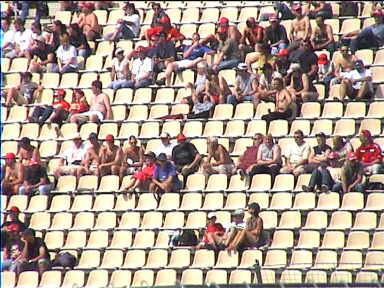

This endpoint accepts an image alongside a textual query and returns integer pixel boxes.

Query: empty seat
[181,269,203,286]
[205,269,228,286]
[39,270,62,288]
[16,271,38,288]
[321,231,345,249]
[313,250,337,269]
[229,270,252,285]
[280,270,303,284]
[270,230,294,249]
[296,230,320,249]
[131,270,154,287]
[191,249,215,268]
[215,250,239,269]
[330,271,352,283]
[132,231,155,249]
[328,211,352,230]
[109,271,132,288]
[168,249,190,269]
[263,249,286,269]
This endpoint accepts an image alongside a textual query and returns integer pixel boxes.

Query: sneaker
[321,184,329,193]
[156,78,166,86]
[302,185,314,192]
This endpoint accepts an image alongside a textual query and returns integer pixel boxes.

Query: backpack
[178,230,198,246]
[366,182,384,190]
[52,252,77,269]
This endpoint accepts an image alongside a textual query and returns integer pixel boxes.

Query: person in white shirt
[125,46,154,89]
[339,59,373,101]
[6,18,33,58]
[1,18,15,55]
[105,2,140,41]
[107,47,131,90]
[155,132,176,159]
[54,32,79,73]
[280,129,311,176]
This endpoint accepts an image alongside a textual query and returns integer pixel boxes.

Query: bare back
[276,88,292,112]
[291,16,311,41]
[210,144,233,164]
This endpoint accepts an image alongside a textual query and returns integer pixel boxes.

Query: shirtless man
[310,14,335,52]
[201,17,242,49]
[333,46,357,79]
[17,137,40,166]
[81,133,101,176]
[1,153,24,195]
[289,4,312,44]
[203,137,234,176]
[98,134,123,177]
[71,2,101,41]
[226,202,264,254]
[262,77,294,123]
[70,80,112,124]
[119,135,144,180]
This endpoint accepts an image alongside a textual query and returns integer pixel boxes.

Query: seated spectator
[2,223,24,273]
[339,60,373,101]
[325,45,357,87]
[53,133,87,181]
[181,61,209,105]
[5,72,39,106]
[28,35,57,73]
[125,46,154,89]
[204,68,232,104]
[105,2,140,41]
[317,53,331,82]
[122,152,157,195]
[152,32,177,78]
[253,134,283,181]
[289,4,312,44]
[304,132,332,173]
[47,20,66,52]
[107,47,131,90]
[1,206,27,232]
[67,23,91,59]
[280,129,311,176]
[149,153,182,199]
[223,209,246,248]
[304,1,333,19]
[232,133,263,181]
[98,135,123,177]
[1,153,24,196]
[17,137,40,165]
[226,202,264,253]
[203,17,242,43]
[146,15,185,42]
[245,43,273,75]
[120,135,145,180]
[28,89,70,124]
[2,18,15,55]
[288,41,318,81]
[310,13,335,53]
[157,33,213,86]
[261,77,295,123]
[356,130,383,175]
[150,2,168,28]
[172,133,202,178]
[264,14,289,55]
[30,21,43,40]
[155,132,176,159]
[15,228,50,276]
[254,63,276,109]
[228,63,259,106]
[196,212,225,250]
[68,89,89,118]
[239,17,265,57]
[274,48,291,78]
[342,10,384,54]
[186,90,214,119]
[203,137,234,176]
[288,63,319,102]
[82,132,101,176]
[332,152,366,193]
[71,80,113,123]
[332,135,353,166]
[54,32,79,73]
[18,158,51,196]
[5,18,33,58]
[71,2,101,41]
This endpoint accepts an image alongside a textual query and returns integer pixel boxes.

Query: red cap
[106,134,114,142]
[5,153,16,160]
[277,48,289,57]
[29,158,40,166]
[217,26,228,34]
[176,133,186,143]
[269,13,279,22]
[160,15,170,24]
[7,223,21,233]
[328,152,339,160]
[347,152,358,161]
[8,206,20,213]
[218,17,229,26]
[54,89,66,97]
[372,9,383,17]
[292,4,302,11]
[361,129,372,139]
[317,53,329,65]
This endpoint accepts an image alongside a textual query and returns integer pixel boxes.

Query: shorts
[60,165,82,175]
[77,110,104,121]
[175,59,194,69]
[211,95,220,104]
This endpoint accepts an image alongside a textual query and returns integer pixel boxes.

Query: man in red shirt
[355,130,383,175]
[196,212,225,250]
[146,15,185,42]
[240,17,265,57]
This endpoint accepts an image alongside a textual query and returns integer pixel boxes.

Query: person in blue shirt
[149,153,182,200]
[157,32,214,86]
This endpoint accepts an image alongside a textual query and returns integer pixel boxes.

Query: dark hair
[69,23,82,36]
[92,80,102,90]
[14,18,25,26]
[294,129,304,137]
[125,2,139,15]
[31,22,41,31]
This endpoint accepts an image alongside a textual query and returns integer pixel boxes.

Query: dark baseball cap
[22,228,35,237]
[157,153,167,161]
[144,152,156,159]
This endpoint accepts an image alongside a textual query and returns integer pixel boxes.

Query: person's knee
[18,186,26,195]
[90,115,98,123]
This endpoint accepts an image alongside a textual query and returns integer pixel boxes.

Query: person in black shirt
[304,132,332,174]
[171,133,202,178]
[264,14,289,55]
[1,206,27,232]
[288,41,318,81]
[2,224,24,272]
[18,159,51,196]
[68,23,91,58]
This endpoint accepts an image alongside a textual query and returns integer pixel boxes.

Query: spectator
[157,33,213,86]
[146,14,185,42]
[310,13,335,53]
[264,14,289,55]
[227,63,258,106]
[16,228,50,276]
[288,63,319,102]
[53,133,87,181]
[254,63,276,109]
[98,134,123,177]
[304,1,333,19]
[122,152,157,195]
[253,134,283,181]
[222,209,246,248]
[196,212,225,250]
[30,21,43,40]
[82,132,101,176]
[289,4,312,43]
[304,132,332,173]
[339,60,374,101]
[172,133,202,178]
[332,152,366,193]
[105,2,140,41]
[47,20,66,52]
[245,43,273,74]
[274,48,291,78]
[181,61,209,105]
[18,158,51,196]
[5,18,33,58]
[150,152,182,199]
[107,47,131,90]
[239,17,265,57]
[71,2,101,41]
[1,18,15,55]
[2,223,24,272]
[155,132,176,159]
[17,137,40,165]
[186,90,214,119]
[204,68,232,105]
[150,2,168,28]
[1,153,24,196]
[68,89,89,118]
[261,77,294,123]
[332,135,354,167]
[71,80,113,123]
[1,206,27,232]
[226,202,264,253]
[317,53,331,82]
[203,137,234,176]
[280,129,311,176]
[152,32,177,79]
[214,17,242,42]
[5,72,39,106]
[125,46,154,89]
[54,32,79,73]
[356,130,383,175]
[28,89,70,124]
[119,135,144,179]
[232,133,264,181]
[28,35,57,73]
[67,23,91,58]
[288,40,318,80]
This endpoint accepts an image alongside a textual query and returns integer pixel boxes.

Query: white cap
[287,63,301,74]
[236,63,248,71]
[160,132,170,138]
[115,47,124,56]
[207,212,216,219]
